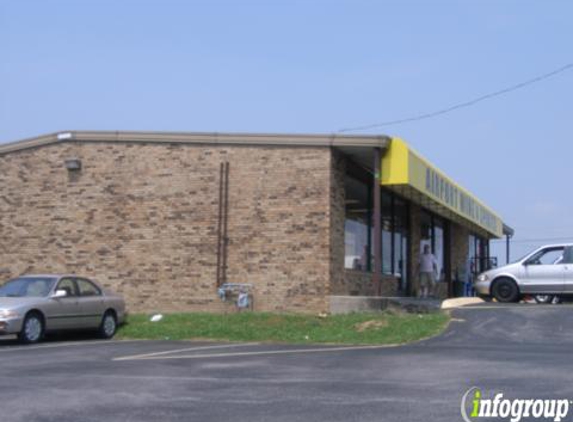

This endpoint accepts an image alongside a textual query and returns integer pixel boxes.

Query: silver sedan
[474,243,573,303]
[0,274,126,343]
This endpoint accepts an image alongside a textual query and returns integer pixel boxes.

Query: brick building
[0,131,512,313]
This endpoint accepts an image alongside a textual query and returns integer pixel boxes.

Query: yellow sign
[382,138,504,238]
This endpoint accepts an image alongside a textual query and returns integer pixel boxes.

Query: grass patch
[117,311,450,345]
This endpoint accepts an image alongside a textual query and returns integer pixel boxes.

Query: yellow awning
[382,138,504,238]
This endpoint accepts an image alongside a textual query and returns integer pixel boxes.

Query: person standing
[418,244,438,298]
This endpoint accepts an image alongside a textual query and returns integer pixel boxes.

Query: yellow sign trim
[382,138,504,238]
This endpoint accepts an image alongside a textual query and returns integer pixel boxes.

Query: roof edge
[0,130,391,155]
[503,224,515,237]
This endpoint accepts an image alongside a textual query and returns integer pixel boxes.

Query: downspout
[222,161,230,285]
[216,161,230,286]
[216,163,224,286]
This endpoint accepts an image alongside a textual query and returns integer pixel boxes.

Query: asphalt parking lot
[2,303,573,422]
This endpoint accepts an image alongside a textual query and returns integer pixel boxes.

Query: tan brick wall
[0,142,333,314]
[328,150,346,300]
[332,270,398,296]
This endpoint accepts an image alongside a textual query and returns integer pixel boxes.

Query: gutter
[0,130,391,155]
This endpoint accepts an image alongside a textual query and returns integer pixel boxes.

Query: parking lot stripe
[113,342,261,361]
[0,339,144,353]
[114,344,396,361]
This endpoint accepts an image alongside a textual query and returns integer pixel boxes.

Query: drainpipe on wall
[216,163,224,286]
[216,161,230,286]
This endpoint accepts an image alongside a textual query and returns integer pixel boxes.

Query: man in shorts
[418,244,438,298]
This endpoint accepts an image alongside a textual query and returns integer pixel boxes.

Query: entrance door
[76,278,106,328]
[47,277,81,330]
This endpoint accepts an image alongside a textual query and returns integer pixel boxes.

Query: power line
[491,236,573,244]
[337,63,573,133]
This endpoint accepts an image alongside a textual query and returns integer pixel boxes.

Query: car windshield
[510,249,540,265]
[0,277,57,298]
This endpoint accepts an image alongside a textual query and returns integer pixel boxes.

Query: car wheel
[98,311,117,339]
[18,312,44,344]
[492,278,520,303]
[534,294,555,304]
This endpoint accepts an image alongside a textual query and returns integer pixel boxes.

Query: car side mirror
[51,290,67,299]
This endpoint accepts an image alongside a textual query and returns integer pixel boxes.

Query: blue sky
[1,0,572,260]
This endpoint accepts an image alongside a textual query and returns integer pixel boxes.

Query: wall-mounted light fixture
[65,158,82,171]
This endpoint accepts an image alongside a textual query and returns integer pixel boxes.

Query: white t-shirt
[420,253,437,273]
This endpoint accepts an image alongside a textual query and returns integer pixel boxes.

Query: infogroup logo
[461,387,570,422]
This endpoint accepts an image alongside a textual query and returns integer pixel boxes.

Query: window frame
[525,247,566,266]
[75,278,102,297]
[56,278,79,297]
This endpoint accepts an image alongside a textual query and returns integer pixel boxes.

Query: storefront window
[382,192,393,274]
[420,211,445,282]
[469,234,491,275]
[469,235,477,277]
[393,198,409,290]
[420,211,432,260]
[434,220,444,282]
[344,168,409,288]
[344,176,370,270]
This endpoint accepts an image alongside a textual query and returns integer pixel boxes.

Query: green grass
[117,311,450,345]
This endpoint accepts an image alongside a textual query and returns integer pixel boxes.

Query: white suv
[474,244,573,302]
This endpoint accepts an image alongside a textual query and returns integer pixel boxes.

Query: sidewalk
[329,295,485,314]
